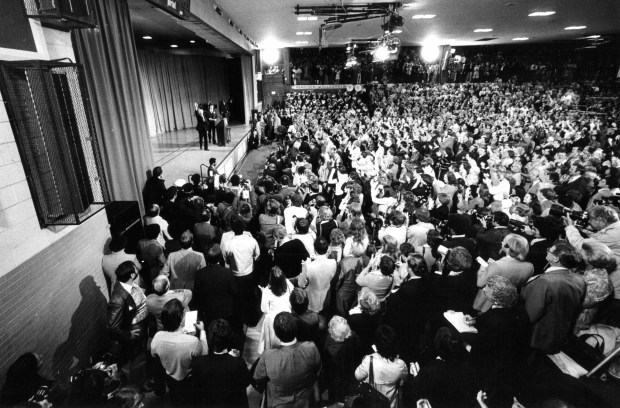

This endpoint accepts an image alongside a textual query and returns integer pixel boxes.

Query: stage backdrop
[137,51,231,136]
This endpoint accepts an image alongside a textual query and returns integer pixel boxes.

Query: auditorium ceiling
[223,0,619,48]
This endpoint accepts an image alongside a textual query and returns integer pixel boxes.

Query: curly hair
[328,315,352,343]
[330,228,346,246]
[358,287,380,316]
[485,275,518,308]
[348,218,367,244]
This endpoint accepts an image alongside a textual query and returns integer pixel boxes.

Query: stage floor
[151,123,252,183]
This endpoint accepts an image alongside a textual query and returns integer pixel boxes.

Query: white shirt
[379,225,408,246]
[407,222,435,247]
[221,234,260,276]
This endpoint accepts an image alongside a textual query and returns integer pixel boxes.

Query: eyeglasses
[546,249,557,256]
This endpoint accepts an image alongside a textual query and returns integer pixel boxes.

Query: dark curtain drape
[240,55,254,125]
[137,51,231,136]
[72,0,154,214]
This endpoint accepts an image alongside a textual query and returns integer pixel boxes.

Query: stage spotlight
[373,45,390,62]
[262,48,280,65]
[420,45,440,63]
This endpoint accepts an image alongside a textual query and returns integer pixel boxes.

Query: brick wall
[0,209,110,387]
[0,24,111,388]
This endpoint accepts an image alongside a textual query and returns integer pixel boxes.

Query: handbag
[344,356,391,408]
[562,333,605,371]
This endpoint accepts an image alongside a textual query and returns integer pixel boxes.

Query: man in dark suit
[107,261,149,384]
[191,244,238,326]
[191,319,251,408]
[476,211,511,260]
[253,312,322,408]
[443,214,480,259]
[143,166,166,209]
[195,102,208,150]
[521,241,586,354]
[206,103,218,145]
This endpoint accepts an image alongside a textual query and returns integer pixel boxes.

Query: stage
[151,123,252,183]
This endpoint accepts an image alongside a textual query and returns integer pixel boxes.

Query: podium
[216,118,227,146]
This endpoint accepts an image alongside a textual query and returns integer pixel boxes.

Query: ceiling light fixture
[190,40,195,43]
[393,29,402,34]
[513,37,529,41]
[142,36,152,40]
[412,14,436,19]
[528,11,555,16]
[296,31,312,35]
[420,45,441,63]
[170,44,178,48]
[295,41,309,45]
[307,16,318,21]
[586,35,600,39]
[474,28,493,33]
[565,26,586,30]
[297,16,308,21]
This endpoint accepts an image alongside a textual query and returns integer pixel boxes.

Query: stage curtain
[72,0,154,214]
[240,54,254,124]
[137,51,231,136]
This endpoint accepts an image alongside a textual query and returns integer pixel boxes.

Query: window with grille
[0,60,110,227]
[23,0,97,29]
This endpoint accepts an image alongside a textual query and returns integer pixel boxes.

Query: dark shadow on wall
[52,276,109,378]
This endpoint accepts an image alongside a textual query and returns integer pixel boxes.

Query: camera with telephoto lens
[548,203,589,227]
[508,219,530,235]
[593,195,620,207]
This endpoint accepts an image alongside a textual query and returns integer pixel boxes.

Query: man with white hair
[146,275,192,332]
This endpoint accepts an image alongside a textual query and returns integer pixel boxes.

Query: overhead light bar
[296,31,312,35]
[586,35,600,39]
[513,37,529,41]
[528,11,555,16]
[297,16,318,21]
[474,28,493,32]
[412,14,435,19]
[307,16,318,21]
[295,41,309,44]
[565,26,586,30]
[142,36,152,40]
[393,29,402,34]
[170,44,178,48]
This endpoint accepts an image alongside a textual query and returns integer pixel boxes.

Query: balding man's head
[152,275,170,295]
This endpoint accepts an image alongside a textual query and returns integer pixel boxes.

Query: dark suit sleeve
[107,295,130,343]
[229,273,239,296]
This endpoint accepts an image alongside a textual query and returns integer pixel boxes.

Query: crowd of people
[3,74,620,408]
[289,45,619,85]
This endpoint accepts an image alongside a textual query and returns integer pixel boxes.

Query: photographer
[476,212,511,261]
[565,205,620,301]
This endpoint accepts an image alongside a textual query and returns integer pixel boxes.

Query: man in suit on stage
[195,103,208,150]
[206,103,218,146]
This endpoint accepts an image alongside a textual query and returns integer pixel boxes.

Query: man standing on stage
[194,103,208,151]
[206,103,218,146]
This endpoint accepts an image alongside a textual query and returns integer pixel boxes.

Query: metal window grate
[23,0,97,29]
[0,60,110,227]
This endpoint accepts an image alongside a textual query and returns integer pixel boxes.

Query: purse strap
[369,355,375,387]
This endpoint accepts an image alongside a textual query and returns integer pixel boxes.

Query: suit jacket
[107,282,137,344]
[298,256,337,312]
[206,109,217,129]
[335,256,365,316]
[521,268,586,353]
[476,227,510,260]
[195,110,206,131]
[192,263,238,324]
[192,353,251,408]
[161,248,206,292]
[253,341,321,408]
[143,176,166,208]
[473,257,534,312]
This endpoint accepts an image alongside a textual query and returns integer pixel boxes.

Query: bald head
[153,275,170,295]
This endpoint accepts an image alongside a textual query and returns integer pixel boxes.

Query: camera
[593,195,620,207]
[548,203,589,226]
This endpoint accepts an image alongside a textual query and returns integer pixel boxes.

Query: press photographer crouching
[564,205,620,325]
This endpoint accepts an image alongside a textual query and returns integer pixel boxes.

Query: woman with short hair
[322,316,361,403]
[575,241,614,330]
[473,234,534,313]
[347,288,383,355]
[354,325,408,408]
